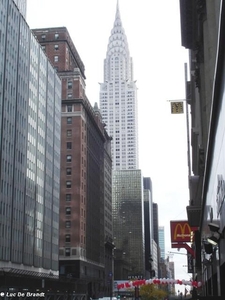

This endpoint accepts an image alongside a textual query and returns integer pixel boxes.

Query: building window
[66,155,72,162]
[55,33,59,39]
[65,248,71,256]
[66,207,71,215]
[54,56,59,62]
[66,168,72,175]
[42,46,46,51]
[66,194,71,201]
[67,130,72,137]
[66,181,72,188]
[41,34,46,40]
[54,44,59,50]
[68,81,72,89]
[65,221,71,228]
[67,93,72,99]
[67,142,72,150]
[67,105,72,112]
[67,117,72,124]
[65,234,71,243]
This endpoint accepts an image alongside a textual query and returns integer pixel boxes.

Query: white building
[99,1,139,170]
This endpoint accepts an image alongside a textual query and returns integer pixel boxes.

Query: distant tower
[99,0,139,170]
[159,226,165,260]
[153,203,159,245]
[143,178,153,277]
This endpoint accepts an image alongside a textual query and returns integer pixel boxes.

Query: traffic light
[117,294,120,299]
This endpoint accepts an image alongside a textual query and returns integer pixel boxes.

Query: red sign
[170,221,197,243]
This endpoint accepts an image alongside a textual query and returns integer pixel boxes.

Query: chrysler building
[99,1,139,170]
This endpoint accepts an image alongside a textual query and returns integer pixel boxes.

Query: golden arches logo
[173,222,191,241]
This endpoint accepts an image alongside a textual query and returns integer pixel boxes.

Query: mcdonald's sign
[170,221,197,243]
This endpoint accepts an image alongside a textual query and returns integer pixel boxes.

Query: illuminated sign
[170,221,197,243]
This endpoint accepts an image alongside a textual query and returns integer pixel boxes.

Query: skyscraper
[0,0,61,288]
[99,1,139,170]
[100,1,146,280]
[112,170,145,279]
[159,226,165,260]
[152,202,160,276]
[143,178,154,278]
[153,203,159,246]
[32,26,113,297]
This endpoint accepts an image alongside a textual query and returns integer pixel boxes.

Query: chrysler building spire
[116,0,121,21]
[100,1,139,170]
[104,0,132,83]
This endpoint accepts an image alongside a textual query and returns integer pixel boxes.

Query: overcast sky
[27,0,191,288]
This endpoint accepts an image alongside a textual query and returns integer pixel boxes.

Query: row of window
[43,44,59,51]
[54,55,72,66]
[64,194,86,204]
[41,33,59,40]
[65,180,85,190]
[63,245,86,257]
[65,218,85,228]
[66,116,84,127]
[66,153,84,163]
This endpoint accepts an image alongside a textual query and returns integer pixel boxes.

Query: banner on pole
[171,101,184,114]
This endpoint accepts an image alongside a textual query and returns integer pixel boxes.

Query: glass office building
[112,170,145,278]
[0,0,61,279]
[13,0,27,18]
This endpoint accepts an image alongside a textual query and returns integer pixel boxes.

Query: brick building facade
[33,27,113,297]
